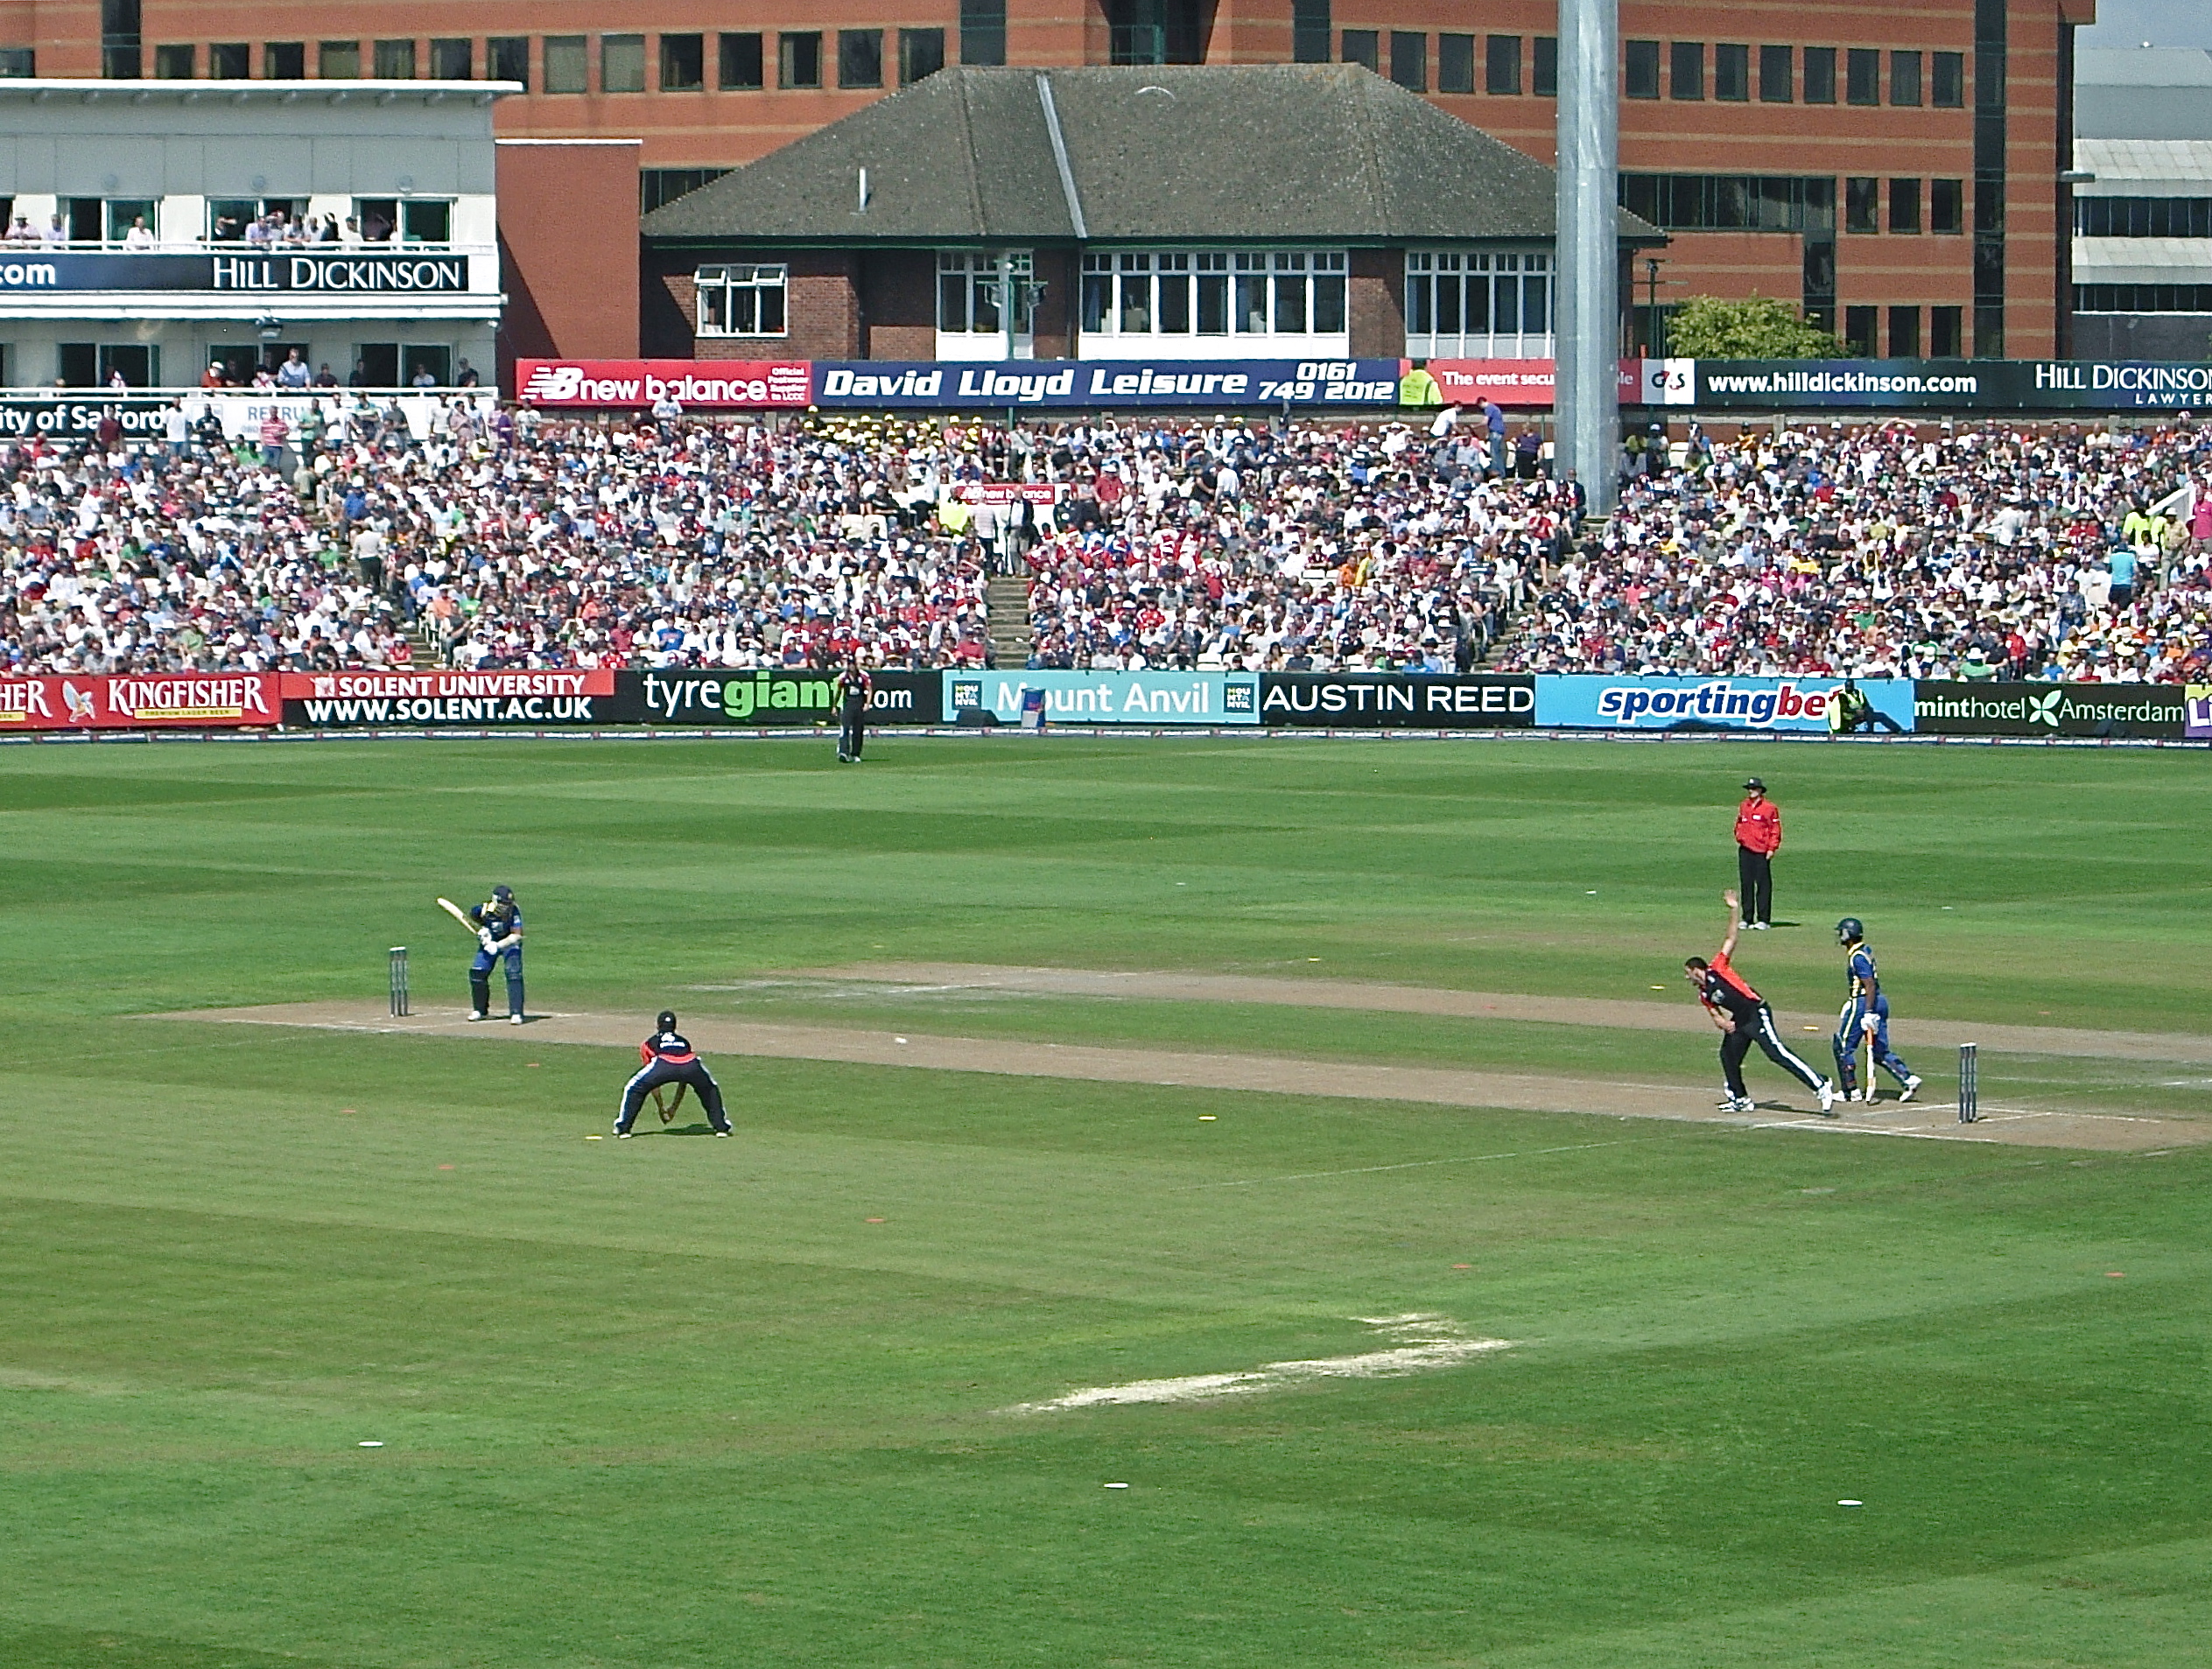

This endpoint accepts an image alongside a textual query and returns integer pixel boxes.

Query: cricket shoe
[1899,1074,1923,1103]
[1817,1079,1838,1114]
[614,1128,634,1140]
[468,1010,488,1022]
[509,1013,525,1025]
[713,1127,733,1138]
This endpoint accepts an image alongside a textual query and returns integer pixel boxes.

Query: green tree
[1663,294,1847,358]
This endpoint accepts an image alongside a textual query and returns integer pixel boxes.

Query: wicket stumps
[390,946,410,1018]
[1957,1041,1978,1123]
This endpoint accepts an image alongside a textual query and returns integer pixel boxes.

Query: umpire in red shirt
[1733,777,1781,929]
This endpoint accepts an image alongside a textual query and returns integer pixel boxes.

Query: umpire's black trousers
[617,1058,730,1133]
[1737,844,1773,925]
[839,701,866,760]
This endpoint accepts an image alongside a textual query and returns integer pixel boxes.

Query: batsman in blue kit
[467,885,525,1025]
[1832,917,1923,1103]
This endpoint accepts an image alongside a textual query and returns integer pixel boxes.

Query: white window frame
[1079,249,1348,357]
[695,263,789,338]
[1405,249,1555,360]
[937,250,1033,334]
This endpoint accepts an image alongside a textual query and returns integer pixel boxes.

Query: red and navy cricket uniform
[616,1027,731,1134]
[1698,951,1826,1100]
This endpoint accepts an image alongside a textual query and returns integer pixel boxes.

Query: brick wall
[860,250,935,359]
[643,249,860,360]
[1349,248,1405,359]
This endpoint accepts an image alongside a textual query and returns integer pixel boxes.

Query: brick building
[0,1,2094,361]
[640,63,1656,362]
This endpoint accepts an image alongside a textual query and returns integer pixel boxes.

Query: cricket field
[2,733,2207,1667]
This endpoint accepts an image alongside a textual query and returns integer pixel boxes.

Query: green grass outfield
[3,733,2208,1667]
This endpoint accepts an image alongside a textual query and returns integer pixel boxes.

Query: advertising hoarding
[515,360,811,409]
[1420,360,1649,408]
[0,673,278,729]
[1688,360,2212,411]
[1535,677,1915,733]
[0,251,470,293]
[1913,682,2186,738]
[814,360,1402,409]
[1260,674,1535,726]
[945,670,1260,725]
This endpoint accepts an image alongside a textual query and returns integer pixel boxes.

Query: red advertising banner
[277,670,616,701]
[0,673,279,730]
[1422,360,1647,408]
[515,360,811,410]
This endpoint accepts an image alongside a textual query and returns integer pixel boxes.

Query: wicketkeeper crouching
[615,1011,733,1138]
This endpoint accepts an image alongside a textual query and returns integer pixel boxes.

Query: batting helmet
[1835,917,1864,945]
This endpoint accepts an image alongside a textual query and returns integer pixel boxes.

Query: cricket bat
[435,897,480,936]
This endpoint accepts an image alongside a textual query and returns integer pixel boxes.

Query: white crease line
[999,1315,1514,1413]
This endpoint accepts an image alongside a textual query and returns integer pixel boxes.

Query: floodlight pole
[1556,0,1619,516]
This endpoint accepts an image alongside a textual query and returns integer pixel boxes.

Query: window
[1619,173,1836,234]
[2075,196,2212,238]
[544,36,586,94]
[1341,31,1378,72]
[1931,178,1964,233]
[938,250,1031,335]
[1846,177,1878,233]
[153,43,193,78]
[373,39,415,80]
[1889,178,1921,232]
[93,344,159,387]
[1405,251,1554,352]
[602,35,645,93]
[265,41,305,78]
[1293,0,1331,65]
[1487,35,1520,95]
[1083,251,1343,339]
[320,40,360,79]
[1670,41,1703,100]
[1803,46,1836,104]
[398,345,450,387]
[1847,48,1878,105]
[780,32,821,88]
[697,264,789,336]
[720,34,763,89]
[1389,32,1424,92]
[211,43,249,78]
[1932,51,1963,107]
[102,0,139,79]
[0,47,34,76]
[1626,39,1660,99]
[355,343,399,385]
[1438,33,1474,94]
[1715,44,1748,102]
[429,39,469,80]
[353,198,397,240]
[1891,51,1921,106]
[2073,284,2212,313]
[642,169,729,212]
[960,0,1005,67]
[488,38,528,88]
[1759,45,1791,102]
[839,29,881,88]
[899,28,944,85]
[1534,36,1556,96]
[1930,306,1962,355]
[1888,305,1921,357]
[401,200,451,243]
[662,33,704,91]
[103,199,154,241]
[1843,305,1877,355]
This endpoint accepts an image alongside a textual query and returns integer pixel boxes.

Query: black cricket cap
[1743,777,1765,791]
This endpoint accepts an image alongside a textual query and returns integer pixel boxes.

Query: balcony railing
[0,238,487,256]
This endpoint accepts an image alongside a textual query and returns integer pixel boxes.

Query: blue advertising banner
[1686,360,2212,412]
[812,360,1402,409]
[945,670,1260,725]
[0,251,470,293]
[1535,677,1915,733]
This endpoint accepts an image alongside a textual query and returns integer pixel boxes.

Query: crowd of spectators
[2,399,2208,684]
[1489,420,2212,683]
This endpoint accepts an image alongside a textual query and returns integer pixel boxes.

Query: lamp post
[1556,0,1619,515]
[1645,257,1664,358]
